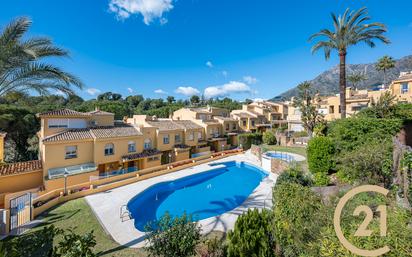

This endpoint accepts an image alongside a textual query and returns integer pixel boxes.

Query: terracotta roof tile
[43,129,93,142]
[87,110,114,116]
[91,124,142,138]
[0,160,42,176]
[173,120,203,130]
[37,109,90,117]
[147,121,183,132]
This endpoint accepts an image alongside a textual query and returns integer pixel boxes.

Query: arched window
[128,141,136,153]
[104,143,114,156]
[144,139,152,150]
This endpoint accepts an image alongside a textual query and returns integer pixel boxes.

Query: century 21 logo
[333,185,390,257]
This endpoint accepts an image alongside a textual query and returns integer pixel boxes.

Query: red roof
[0,160,42,176]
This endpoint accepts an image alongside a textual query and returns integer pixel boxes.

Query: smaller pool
[264,151,295,162]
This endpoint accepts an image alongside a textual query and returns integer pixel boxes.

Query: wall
[156,131,180,151]
[42,140,94,175]
[174,149,190,162]
[183,128,203,147]
[141,155,162,169]
[0,135,4,162]
[44,170,99,191]
[91,114,114,126]
[0,170,43,206]
[172,109,196,120]
[93,136,143,165]
[391,81,412,102]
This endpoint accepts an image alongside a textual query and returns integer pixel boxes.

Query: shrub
[314,192,412,256]
[327,117,402,153]
[238,133,262,150]
[276,164,312,187]
[227,209,275,257]
[307,136,335,175]
[336,139,393,186]
[145,213,201,257]
[292,131,308,138]
[313,172,330,186]
[262,130,277,145]
[55,229,97,257]
[196,237,226,257]
[273,183,325,256]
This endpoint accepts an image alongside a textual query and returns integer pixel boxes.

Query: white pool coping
[264,151,306,162]
[85,152,277,248]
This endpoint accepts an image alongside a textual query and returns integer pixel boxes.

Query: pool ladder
[120,205,131,222]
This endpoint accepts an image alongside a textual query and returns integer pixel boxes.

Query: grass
[2,198,225,257]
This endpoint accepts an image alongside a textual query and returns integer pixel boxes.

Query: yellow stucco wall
[0,170,43,195]
[90,114,114,126]
[42,140,94,175]
[93,136,143,165]
[156,131,183,151]
[44,170,99,191]
[390,81,412,102]
[0,135,4,162]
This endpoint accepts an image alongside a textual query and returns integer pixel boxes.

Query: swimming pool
[127,161,267,231]
[264,151,295,162]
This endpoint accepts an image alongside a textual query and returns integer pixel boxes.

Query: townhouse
[0,132,5,162]
[230,101,288,132]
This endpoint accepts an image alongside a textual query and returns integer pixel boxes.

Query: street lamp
[168,152,172,163]
[63,171,69,196]
[239,143,243,150]
[221,144,224,152]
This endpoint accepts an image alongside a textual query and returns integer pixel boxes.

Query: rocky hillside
[272,55,412,101]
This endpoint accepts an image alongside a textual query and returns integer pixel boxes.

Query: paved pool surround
[86,152,276,248]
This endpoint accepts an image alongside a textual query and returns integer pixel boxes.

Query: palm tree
[347,71,367,89]
[309,7,389,118]
[0,17,83,97]
[375,55,396,87]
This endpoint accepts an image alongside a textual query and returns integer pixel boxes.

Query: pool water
[265,152,295,162]
[127,161,267,231]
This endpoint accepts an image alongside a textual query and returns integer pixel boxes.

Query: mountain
[271,55,412,101]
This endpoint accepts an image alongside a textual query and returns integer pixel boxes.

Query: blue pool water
[265,152,295,162]
[127,161,267,231]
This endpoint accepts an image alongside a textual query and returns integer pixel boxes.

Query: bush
[262,130,277,145]
[227,209,275,257]
[273,183,325,257]
[307,136,335,175]
[313,172,330,186]
[292,131,308,138]
[328,117,402,153]
[336,139,393,186]
[238,133,262,150]
[196,237,226,257]
[276,164,312,187]
[145,213,201,257]
[314,192,412,256]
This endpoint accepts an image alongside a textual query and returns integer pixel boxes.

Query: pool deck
[85,151,277,248]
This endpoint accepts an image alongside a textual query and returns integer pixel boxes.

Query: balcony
[99,166,138,179]
[48,163,97,180]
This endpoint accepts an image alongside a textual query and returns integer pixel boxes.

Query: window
[232,123,237,130]
[226,124,229,131]
[188,132,194,141]
[197,132,203,140]
[128,141,136,153]
[104,143,114,156]
[401,83,409,94]
[175,134,181,143]
[243,120,247,126]
[48,119,68,128]
[251,120,255,127]
[65,146,77,159]
[144,139,152,150]
[163,135,170,144]
[329,106,335,114]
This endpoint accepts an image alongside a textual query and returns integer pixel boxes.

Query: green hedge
[307,136,335,175]
[262,130,277,145]
[238,133,262,150]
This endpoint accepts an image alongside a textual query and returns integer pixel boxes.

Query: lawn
[2,198,225,257]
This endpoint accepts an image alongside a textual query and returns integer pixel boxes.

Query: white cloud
[204,81,252,99]
[253,98,266,102]
[243,75,258,84]
[127,87,134,93]
[55,90,66,96]
[175,86,200,96]
[86,88,101,96]
[206,61,213,68]
[109,0,174,25]
[154,89,168,94]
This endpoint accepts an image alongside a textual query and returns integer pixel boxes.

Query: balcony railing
[99,166,138,179]
[48,163,97,180]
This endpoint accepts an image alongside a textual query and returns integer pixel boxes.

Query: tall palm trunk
[339,51,347,118]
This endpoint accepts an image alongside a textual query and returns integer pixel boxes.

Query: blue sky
[1,0,412,100]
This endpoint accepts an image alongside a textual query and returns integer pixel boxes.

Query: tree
[347,71,367,89]
[190,95,200,105]
[292,81,323,137]
[166,96,175,104]
[227,209,275,257]
[0,17,83,96]
[262,130,277,145]
[310,7,390,118]
[376,55,396,86]
[307,136,335,177]
[97,92,122,101]
[145,213,201,257]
